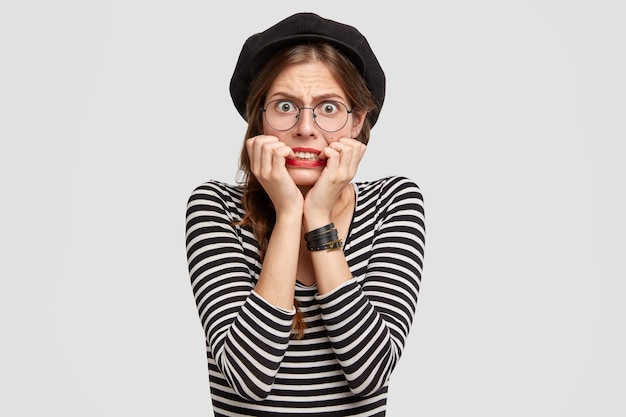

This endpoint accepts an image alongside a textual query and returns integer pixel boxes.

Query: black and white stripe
[185,176,425,416]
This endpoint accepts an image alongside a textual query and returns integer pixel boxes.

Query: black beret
[229,12,386,127]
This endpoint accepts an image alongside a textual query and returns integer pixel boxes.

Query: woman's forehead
[267,63,347,102]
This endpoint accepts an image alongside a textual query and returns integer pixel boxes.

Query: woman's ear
[351,111,367,138]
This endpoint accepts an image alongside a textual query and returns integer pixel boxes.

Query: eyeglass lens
[263,100,350,132]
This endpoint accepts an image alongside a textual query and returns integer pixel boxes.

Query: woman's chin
[287,168,322,186]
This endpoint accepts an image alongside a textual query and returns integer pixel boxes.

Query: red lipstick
[286,147,326,168]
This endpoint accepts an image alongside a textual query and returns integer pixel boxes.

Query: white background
[2,1,625,416]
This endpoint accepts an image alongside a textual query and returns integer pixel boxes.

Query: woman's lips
[286,148,326,167]
[286,158,326,167]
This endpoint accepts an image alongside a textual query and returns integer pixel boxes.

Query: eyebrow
[266,92,348,105]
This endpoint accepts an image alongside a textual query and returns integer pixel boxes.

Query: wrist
[304,223,343,252]
[303,212,332,232]
[275,211,303,230]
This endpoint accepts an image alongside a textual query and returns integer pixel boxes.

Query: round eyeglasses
[261,99,353,132]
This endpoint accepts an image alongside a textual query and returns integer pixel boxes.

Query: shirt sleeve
[315,176,425,396]
[185,181,296,401]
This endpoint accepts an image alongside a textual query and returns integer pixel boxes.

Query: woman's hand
[304,137,366,220]
[246,135,304,216]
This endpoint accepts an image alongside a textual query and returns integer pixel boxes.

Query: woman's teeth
[293,151,318,161]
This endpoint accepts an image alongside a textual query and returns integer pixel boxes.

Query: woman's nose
[295,108,317,134]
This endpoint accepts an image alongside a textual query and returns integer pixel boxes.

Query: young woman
[185,12,426,416]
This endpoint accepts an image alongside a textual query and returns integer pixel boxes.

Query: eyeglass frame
[261,99,354,132]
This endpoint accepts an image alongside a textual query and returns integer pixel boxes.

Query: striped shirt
[185,175,425,416]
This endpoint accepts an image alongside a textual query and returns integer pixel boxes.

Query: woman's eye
[318,102,338,114]
[276,101,296,113]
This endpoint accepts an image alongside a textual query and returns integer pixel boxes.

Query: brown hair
[236,43,377,338]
